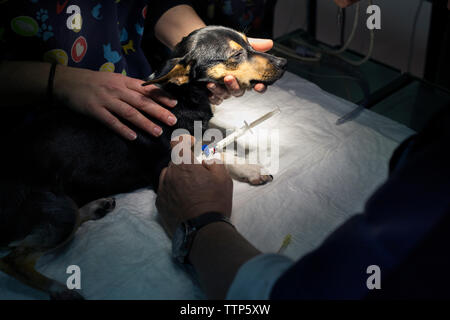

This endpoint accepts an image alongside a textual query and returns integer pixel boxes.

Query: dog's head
[143,26,287,90]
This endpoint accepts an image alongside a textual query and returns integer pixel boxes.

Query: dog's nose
[275,57,287,70]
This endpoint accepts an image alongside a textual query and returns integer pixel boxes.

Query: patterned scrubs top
[0,0,191,79]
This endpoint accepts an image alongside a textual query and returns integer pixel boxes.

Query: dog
[0,25,286,299]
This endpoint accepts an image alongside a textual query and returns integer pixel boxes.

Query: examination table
[0,72,415,299]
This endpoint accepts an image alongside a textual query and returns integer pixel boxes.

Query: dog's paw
[229,164,273,185]
[93,197,116,218]
[79,197,116,221]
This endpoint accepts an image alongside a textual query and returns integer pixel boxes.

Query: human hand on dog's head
[156,134,233,237]
[207,38,274,105]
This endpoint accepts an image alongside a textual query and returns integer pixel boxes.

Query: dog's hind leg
[43,197,116,252]
[0,191,84,299]
[78,197,116,224]
[0,195,116,299]
[0,247,84,300]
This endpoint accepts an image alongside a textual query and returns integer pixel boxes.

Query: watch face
[172,223,189,263]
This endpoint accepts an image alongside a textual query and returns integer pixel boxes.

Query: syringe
[202,107,281,157]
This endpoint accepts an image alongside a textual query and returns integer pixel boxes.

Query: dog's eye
[232,50,244,59]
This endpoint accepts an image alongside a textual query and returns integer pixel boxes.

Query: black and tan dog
[0,26,286,299]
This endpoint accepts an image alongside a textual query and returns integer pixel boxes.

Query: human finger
[248,38,273,52]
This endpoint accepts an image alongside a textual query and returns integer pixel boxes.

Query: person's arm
[157,136,296,299]
[154,4,206,50]
[189,221,261,299]
[0,61,51,106]
[0,60,178,140]
[156,150,293,299]
[155,136,261,298]
[157,159,261,298]
[0,3,187,139]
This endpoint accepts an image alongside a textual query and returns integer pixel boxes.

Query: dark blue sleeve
[270,108,450,299]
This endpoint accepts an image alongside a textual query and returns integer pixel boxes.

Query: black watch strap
[174,212,234,264]
[186,212,233,232]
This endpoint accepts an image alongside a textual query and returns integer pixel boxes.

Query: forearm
[189,221,261,299]
[0,61,51,106]
[154,4,206,50]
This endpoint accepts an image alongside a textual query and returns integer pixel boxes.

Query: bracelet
[47,62,58,107]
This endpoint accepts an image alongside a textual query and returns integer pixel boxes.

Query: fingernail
[169,99,178,107]
[248,38,267,43]
[208,83,216,90]
[129,131,137,140]
[153,126,163,136]
[168,115,177,125]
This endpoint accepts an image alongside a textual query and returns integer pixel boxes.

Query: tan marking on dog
[238,32,248,43]
[207,55,276,88]
[144,64,191,86]
[229,40,243,51]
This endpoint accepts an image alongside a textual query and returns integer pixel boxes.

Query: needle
[203,107,281,157]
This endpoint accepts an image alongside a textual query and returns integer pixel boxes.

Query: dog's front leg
[193,137,273,185]
[220,150,273,185]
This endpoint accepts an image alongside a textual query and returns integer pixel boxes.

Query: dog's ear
[142,58,191,86]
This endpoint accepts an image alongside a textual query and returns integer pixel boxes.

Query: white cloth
[0,72,415,299]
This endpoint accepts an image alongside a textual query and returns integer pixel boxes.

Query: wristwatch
[172,212,234,264]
